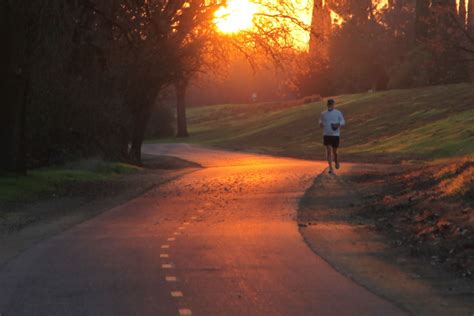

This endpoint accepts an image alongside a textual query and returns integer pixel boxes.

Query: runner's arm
[339,112,346,126]
[319,113,324,127]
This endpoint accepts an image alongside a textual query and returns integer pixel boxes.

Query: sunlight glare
[214,0,258,33]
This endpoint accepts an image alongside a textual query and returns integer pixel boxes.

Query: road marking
[162,263,174,269]
[168,237,176,241]
[165,276,177,282]
[183,222,190,226]
[178,227,185,230]
[179,308,192,316]
[160,254,169,258]
[171,291,183,297]
[191,216,197,220]
[174,232,180,235]
[161,245,170,249]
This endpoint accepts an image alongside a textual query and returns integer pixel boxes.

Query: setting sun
[214,0,313,50]
[214,0,258,33]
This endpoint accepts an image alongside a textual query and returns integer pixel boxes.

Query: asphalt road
[0,144,405,316]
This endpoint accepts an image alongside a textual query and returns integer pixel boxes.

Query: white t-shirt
[319,109,345,136]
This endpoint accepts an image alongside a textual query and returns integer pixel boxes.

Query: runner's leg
[334,147,340,169]
[326,145,333,172]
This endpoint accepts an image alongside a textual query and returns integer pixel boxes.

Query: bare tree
[469,0,474,34]
[171,0,312,138]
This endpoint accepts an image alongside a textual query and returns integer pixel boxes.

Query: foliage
[387,47,434,88]
[297,0,473,97]
[434,158,474,199]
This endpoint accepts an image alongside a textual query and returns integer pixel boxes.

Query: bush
[303,95,322,104]
[388,47,433,89]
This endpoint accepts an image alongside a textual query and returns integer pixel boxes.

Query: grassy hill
[177,83,474,162]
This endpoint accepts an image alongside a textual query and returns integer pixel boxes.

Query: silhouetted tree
[468,0,474,33]
[430,0,470,82]
[1,0,42,173]
[460,0,467,26]
[80,0,224,162]
[329,0,374,23]
[0,0,23,173]
[298,0,472,95]
[310,0,332,58]
[415,0,431,42]
[171,1,312,138]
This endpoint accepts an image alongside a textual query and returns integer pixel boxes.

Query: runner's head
[327,99,335,111]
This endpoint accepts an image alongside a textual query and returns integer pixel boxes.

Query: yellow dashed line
[171,291,183,297]
[179,308,192,316]
[159,218,194,316]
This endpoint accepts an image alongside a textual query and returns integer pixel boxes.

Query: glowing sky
[214,0,259,33]
[213,0,466,49]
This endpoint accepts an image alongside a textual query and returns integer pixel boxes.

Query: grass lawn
[158,83,474,161]
[0,160,141,202]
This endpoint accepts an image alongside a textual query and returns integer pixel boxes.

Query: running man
[319,99,345,173]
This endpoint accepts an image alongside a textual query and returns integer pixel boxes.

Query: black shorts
[323,136,340,148]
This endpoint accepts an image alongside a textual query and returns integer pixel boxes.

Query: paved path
[0,144,405,315]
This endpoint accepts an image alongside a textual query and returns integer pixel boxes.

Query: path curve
[0,144,405,315]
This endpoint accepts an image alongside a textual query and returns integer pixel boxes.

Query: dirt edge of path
[0,155,200,271]
[297,165,474,316]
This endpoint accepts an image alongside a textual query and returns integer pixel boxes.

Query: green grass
[157,83,474,161]
[0,160,142,202]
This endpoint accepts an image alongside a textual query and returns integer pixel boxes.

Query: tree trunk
[0,1,27,174]
[468,0,474,34]
[128,99,154,164]
[175,79,189,138]
[460,0,467,27]
[309,0,331,59]
[430,0,470,83]
[129,124,144,164]
[0,0,12,172]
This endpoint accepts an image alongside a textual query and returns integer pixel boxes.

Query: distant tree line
[298,0,474,96]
